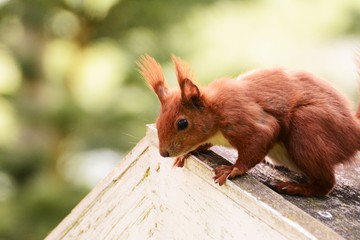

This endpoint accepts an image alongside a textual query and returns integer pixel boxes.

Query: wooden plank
[200,144,360,240]
[45,137,151,240]
[250,157,360,240]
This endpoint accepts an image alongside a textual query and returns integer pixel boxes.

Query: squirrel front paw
[213,165,244,185]
[172,144,212,168]
[173,153,190,168]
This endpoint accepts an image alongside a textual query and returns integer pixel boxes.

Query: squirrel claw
[213,165,243,185]
[173,144,212,168]
[272,181,292,193]
[271,181,309,196]
[173,153,190,168]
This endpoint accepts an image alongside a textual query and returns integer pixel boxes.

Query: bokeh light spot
[70,41,127,113]
[0,47,21,94]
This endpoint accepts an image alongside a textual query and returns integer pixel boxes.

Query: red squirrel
[138,54,360,197]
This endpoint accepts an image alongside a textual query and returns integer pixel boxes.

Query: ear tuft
[172,54,194,87]
[138,55,169,103]
[171,55,203,108]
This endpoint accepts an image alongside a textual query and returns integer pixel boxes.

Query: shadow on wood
[46,124,359,240]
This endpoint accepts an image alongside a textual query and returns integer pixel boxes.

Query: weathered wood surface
[46,124,359,240]
[199,144,360,240]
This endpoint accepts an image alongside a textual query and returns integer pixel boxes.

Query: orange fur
[138,55,168,103]
[172,54,194,85]
[139,54,360,197]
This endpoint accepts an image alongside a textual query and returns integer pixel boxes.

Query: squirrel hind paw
[271,181,332,197]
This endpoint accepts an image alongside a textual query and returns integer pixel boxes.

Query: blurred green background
[0,0,359,239]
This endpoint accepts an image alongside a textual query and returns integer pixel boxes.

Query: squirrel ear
[172,55,203,108]
[138,55,169,104]
[180,78,203,108]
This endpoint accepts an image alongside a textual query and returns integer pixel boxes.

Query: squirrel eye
[177,119,188,130]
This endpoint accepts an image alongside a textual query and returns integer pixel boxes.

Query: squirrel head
[138,55,217,157]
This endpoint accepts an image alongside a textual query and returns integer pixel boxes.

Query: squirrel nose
[160,150,170,158]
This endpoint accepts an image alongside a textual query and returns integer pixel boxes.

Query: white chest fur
[267,143,301,173]
[208,132,301,173]
[208,131,232,148]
